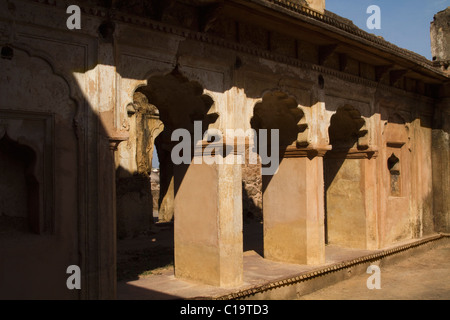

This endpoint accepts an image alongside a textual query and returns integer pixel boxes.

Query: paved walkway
[298,244,450,300]
[117,218,450,301]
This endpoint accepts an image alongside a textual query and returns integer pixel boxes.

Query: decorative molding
[20,0,446,101]
[387,141,406,149]
[375,65,393,82]
[325,147,378,159]
[199,2,224,33]
[256,0,446,76]
[0,109,55,234]
[3,40,85,133]
[193,140,249,157]
[109,136,129,151]
[319,44,338,66]
[338,53,348,72]
[282,145,331,158]
[390,69,408,86]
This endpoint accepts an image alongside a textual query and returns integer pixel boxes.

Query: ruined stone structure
[431,7,450,71]
[0,0,449,299]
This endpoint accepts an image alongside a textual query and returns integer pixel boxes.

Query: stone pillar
[173,148,243,287]
[432,88,450,233]
[263,147,327,265]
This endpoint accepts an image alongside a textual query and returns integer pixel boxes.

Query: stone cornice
[248,0,448,79]
[282,145,331,158]
[325,147,378,159]
[22,0,446,101]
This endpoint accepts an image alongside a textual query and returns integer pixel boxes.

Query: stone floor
[117,217,450,300]
[299,244,450,300]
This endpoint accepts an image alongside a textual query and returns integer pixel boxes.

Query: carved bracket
[199,3,224,33]
[339,53,348,72]
[390,69,408,86]
[375,65,393,82]
[319,44,338,66]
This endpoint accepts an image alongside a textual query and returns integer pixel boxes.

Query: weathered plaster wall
[0,44,79,299]
[115,92,163,237]
[325,158,366,248]
[431,7,450,62]
[0,140,28,231]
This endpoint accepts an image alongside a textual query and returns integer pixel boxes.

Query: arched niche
[381,112,411,247]
[0,133,39,234]
[0,43,83,299]
[388,153,401,197]
[384,113,410,148]
[1,44,77,237]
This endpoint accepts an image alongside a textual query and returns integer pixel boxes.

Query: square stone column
[173,152,243,287]
[262,148,327,265]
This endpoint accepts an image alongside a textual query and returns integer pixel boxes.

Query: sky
[152,148,159,168]
[326,0,450,60]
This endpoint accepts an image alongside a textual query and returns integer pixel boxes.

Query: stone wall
[431,7,450,63]
[242,162,262,220]
[150,170,160,218]
[432,94,450,233]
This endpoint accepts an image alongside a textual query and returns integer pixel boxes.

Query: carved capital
[325,147,378,159]
[282,145,331,159]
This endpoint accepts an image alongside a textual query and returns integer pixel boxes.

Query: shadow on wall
[116,166,154,239]
[116,219,175,282]
[0,134,39,235]
[323,106,366,245]
[243,181,263,257]
[251,91,307,191]
[0,41,219,298]
[116,183,265,284]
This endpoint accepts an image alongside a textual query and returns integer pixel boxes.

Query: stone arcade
[0,0,449,299]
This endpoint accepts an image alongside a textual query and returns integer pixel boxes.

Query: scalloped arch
[4,43,82,118]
